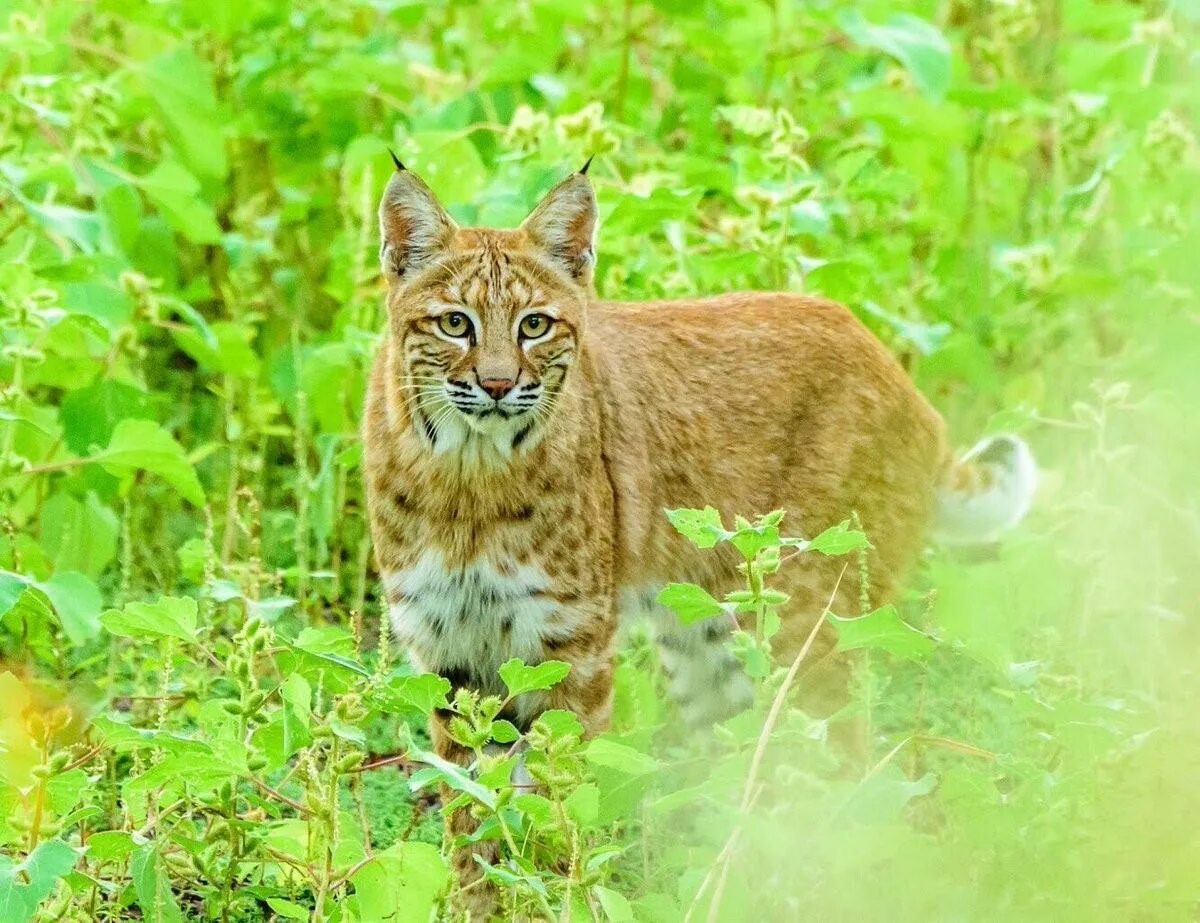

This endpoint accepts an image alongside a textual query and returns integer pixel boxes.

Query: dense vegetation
[2,0,1198,919]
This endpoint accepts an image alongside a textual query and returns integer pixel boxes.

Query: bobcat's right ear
[378,160,456,282]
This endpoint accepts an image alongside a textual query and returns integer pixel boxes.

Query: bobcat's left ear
[378,158,457,283]
[521,167,597,285]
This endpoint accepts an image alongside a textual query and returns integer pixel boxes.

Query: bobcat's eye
[519,313,553,340]
[437,312,472,338]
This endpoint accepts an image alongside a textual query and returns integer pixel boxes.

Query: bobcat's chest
[384,550,561,691]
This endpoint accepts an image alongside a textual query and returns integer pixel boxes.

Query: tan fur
[362,166,954,914]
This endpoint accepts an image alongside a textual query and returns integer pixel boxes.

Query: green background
[1,0,1198,919]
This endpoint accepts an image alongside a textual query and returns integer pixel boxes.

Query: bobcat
[361,156,1035,910]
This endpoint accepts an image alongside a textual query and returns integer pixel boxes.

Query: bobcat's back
[586,292,947,608]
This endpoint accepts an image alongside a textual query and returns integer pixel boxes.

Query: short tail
[934,434,1038,545]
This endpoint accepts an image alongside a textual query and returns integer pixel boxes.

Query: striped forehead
[429,251,557,312]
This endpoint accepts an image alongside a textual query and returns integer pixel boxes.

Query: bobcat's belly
[383,550,565,694]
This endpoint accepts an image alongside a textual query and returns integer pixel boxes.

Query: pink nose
[480,378,516,400]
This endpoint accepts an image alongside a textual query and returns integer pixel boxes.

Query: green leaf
[172,320,260,377]
[91,715,212,756]
[252,705,312,768]
[60,381,156,456]
[585,738,662,776]
[656,583,724,625]
[838,11,953,100]
[346,841,450,923]
[265,898,310,920]
[831,605,936,660]
[839,765,937,824]
[533,709,585,740]
[100,596,198,643]
[407,744,497,810]
[137,161,223,244]
[39,571,103,645]
[728,522,780,561]
[85,831,136,862]
[499,658,572,698]
[595,885,636,923]
[715,104,775,138]
[565,782,600,826]
[0,840,77,922]
[0,572,55,630]
[91,419,204,506]
[123,748,245,799]
[665,506,728,548]
[130,845,184,923]
[805,521,872,556]
[490,719,520,744]
[38,491,119,578]
[140,48,227,183]
[377,672,451,717]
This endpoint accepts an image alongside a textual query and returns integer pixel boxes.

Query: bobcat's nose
[480,378,516,400]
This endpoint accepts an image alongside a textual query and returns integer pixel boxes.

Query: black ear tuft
[578,154,595,176]
[388,148,406,172]
[378,169,456,282]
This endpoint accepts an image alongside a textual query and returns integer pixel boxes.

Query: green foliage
[2,0,1199,920]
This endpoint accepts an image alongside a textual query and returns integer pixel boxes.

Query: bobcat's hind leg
[653,609,755,726]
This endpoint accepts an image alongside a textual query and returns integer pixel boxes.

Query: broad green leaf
[838,11,953,100]
[346,841,450,923]
[595,885,636,923]
[534,709,584,740]
[585,738,662,776]
[289,627,371,677]
[100,595,198,643]
[140,48,227,182]
[131,845,184,923]
[0,572,54,630]
[38,491,119,577]
[806,521,872,556]
[657,583,724,625]
[715,105,775,138]
[0,839,77,922]
[490,719,520,744]
[407,744,497,810]
[39,571,103,645]
[123,749,245,800]
[728,522,780,561]
[401,131,487,207]
[831,604,936,660]
[376,672,451,717]
[59,380,156,456]
[92,419,204,506]
[10,189,102,253]
[85,831,136,862]
[265,898,310,920]
[499,658,572,698]
[172,320,260,377]
[137,161,222,244]
[90,715,212,756]
[281,673,312,726]
[664,506,728,548]
[839,765,937,824]
[252,705,312,768]
[565,782,600,826]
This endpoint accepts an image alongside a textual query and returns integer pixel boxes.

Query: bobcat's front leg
[434,596,617,920]
[429,712,505,921]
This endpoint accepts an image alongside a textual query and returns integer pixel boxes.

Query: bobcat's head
[377,157,597,460]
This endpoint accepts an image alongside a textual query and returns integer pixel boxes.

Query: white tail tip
[934,434,1038,545]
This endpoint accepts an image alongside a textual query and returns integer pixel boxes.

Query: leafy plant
[1,0,1198,919]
